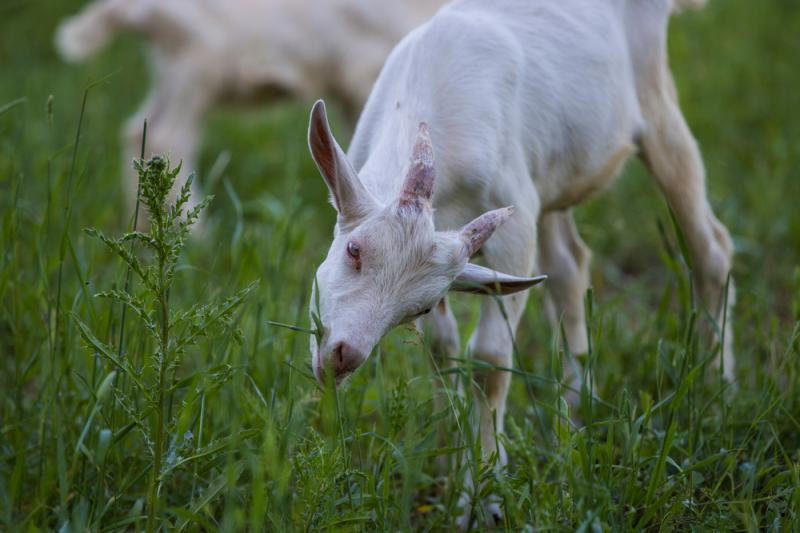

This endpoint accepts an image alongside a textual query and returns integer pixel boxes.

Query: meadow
[1,0,799,530]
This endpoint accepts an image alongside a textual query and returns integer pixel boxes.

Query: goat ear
[398,122,435,213]
[308,100,374,221]
[450,263,547,295]
[460,206,514,257]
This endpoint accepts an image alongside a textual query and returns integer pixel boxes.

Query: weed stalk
[76,156,255,531]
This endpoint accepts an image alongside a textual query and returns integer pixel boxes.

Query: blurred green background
[1,0,799,530]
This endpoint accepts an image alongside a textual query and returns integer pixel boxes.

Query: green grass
[1,0,799,530]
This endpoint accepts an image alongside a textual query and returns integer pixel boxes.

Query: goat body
[308,0,732,522]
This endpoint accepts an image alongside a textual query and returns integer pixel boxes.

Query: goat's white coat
[310,0,732,521]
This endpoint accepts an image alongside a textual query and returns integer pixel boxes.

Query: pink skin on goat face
[307,100,545,385]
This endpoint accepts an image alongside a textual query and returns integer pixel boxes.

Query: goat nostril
[330,342,359,377]
[331,342,345,372]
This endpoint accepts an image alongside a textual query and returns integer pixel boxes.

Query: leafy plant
[74,157,256,531]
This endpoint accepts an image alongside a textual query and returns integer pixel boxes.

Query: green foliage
[75,156,256,531]
[1,0,799,531]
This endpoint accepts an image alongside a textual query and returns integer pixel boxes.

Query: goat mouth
[312,359,356,387]
[335,369,356,386]
[313,368,354,388]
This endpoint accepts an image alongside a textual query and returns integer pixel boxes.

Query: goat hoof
[456,499,504,530]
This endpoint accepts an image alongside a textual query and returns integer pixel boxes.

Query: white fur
[55,0,445,213]
[310,0,733,523]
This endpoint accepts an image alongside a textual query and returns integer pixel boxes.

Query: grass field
[2,0,799,530]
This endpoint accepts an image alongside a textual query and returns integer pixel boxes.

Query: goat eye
[346,241,360,258]
[346,241,362,271]
[415,308,432,317]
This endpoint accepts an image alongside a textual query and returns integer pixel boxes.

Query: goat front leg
[538,210,592,408]
[418,296,461,473]
[459,206,538,526]
[418,296,461,405]
[419,296,461,368]
[469,291,529,457]
[639,76,735,380]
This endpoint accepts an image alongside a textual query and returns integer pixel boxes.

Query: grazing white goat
[55,0,444,211]
[307,0,733,522]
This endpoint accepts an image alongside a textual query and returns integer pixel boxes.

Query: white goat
[55,0,444,211]
[307,0,733,522]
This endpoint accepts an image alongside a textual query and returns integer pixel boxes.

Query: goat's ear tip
[451,264,547,295]
[309,100,331,140]
[507,273,548,292]
[311,99,327,119]
[511,274,548,290]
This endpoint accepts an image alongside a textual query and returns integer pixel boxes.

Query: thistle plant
[74,157,255,532]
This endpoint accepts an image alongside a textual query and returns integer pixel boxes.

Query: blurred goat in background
[55,0,445,215]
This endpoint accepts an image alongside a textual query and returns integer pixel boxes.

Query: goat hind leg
[639,91,735,380]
